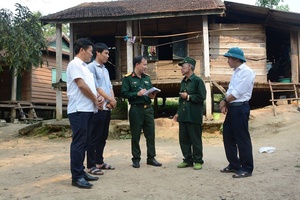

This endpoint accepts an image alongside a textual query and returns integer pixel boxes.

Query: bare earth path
[0,105,299,200]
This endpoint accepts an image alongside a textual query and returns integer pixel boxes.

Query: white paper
[143,87,161,96]
[259,147,276,153]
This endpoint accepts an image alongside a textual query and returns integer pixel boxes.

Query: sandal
[88,166,104,175]
[220,166,237,173]
[232,171,252,178]
[99,163,115,170]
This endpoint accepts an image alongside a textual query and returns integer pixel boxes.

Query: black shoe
[147,159,162,167]
[84,172,99,181]
[132,160,140,168]
[72,178,93,189]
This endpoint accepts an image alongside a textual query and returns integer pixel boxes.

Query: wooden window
[142,36,187,61]
[51,69,66,83]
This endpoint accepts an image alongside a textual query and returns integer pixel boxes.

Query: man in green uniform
[121,56,162,168]
[173,57,207,170]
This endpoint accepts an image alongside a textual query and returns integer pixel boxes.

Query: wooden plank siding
[31,56,68,105]
[72,16,206,81]
[209,24,267,82]
[119,16,204,80]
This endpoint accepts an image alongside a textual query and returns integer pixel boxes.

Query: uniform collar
[183,73,195,81]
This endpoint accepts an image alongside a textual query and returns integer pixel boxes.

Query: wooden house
[0,35,70,121]
[38,0,300,119]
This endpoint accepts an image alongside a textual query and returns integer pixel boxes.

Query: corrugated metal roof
[224,1,300,30]
[41,0,225,23]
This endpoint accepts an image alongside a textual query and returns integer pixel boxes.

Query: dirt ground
[0,104,300,200]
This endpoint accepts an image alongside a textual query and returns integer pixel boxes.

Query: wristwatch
[223,98,228,104]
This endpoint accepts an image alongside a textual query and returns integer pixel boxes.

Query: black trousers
[69,112,93,180]
[223,103,254,173]
[87,110,111,169]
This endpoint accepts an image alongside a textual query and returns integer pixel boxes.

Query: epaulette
[124,72,132,77]
[144,73,150,77]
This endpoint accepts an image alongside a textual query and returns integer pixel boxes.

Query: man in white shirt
[67,38,103,189]
[219,47,255,178]
[86,43,116,175]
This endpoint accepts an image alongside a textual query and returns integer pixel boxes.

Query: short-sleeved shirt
[87,61,113,110]
[67,57,97,114]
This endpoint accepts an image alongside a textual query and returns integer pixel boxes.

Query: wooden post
[115,39,121,80]
[55,23,63,120]
[126,21,133,119]
[69,23,74,61]
[298,31,300,82]
[126,21,133,73]
[202,16,212,120]
[10,69,17,122]
[133,20,139,57]
[290,31,299,83]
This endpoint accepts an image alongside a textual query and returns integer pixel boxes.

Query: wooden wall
[31,55,68,105]
[73,17,206,82]
[119,16,204,80]
[0,66,11,101]
[209,24,267,83]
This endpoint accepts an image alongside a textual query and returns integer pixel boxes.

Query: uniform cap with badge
[178,57,196,67]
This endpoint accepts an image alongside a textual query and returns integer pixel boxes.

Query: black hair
[73,38,94,55]
[133,56,146,68]
[93,42,109,57]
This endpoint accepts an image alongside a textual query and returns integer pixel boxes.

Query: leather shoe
[147,159,162,167]
[72,178,93,189]
[84,172,99,181]
[132,160,140,168]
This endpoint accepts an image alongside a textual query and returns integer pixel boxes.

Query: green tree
[42,23,70,38]
[0,3,47,75]
[255,0,290,11]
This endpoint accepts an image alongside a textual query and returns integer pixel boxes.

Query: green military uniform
[177,73,206,164]
[121,72,156,162]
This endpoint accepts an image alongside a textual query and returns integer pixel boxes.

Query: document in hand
[143,87,161,96]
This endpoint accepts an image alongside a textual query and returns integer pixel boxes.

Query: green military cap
[178,57,196,67]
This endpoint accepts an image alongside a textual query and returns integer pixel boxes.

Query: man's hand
[179,92,188,99]
[108,98,117,108]
[137,88,147,96]
[220,105,228,115]
[219,100,228,114]
[97,95,105,110]
[148,92,156,99]
[172,114,178,122]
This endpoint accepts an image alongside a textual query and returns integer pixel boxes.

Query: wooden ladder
[211,80,226,95]
[268,80,300,115]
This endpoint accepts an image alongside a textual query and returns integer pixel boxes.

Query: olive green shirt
[177,73,206,124]
[121,72,152,105]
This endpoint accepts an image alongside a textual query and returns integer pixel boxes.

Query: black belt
[131,104,151,109]
[227,101,249,107]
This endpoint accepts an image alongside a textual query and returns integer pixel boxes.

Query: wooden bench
[268,80,300,116]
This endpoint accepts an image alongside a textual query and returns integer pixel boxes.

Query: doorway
[266,27,291,82]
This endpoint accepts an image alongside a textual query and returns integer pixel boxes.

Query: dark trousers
[223,104,254,173]
[69,112,93,180]
[129,106,156,162]
[179,122,203,164]
[87,110,111,169]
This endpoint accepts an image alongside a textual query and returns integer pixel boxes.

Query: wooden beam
[126,21,133,73]
[298,31,300,83]
[290,31,299,83]
[55,23,63,120]
[202,16,212,119]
